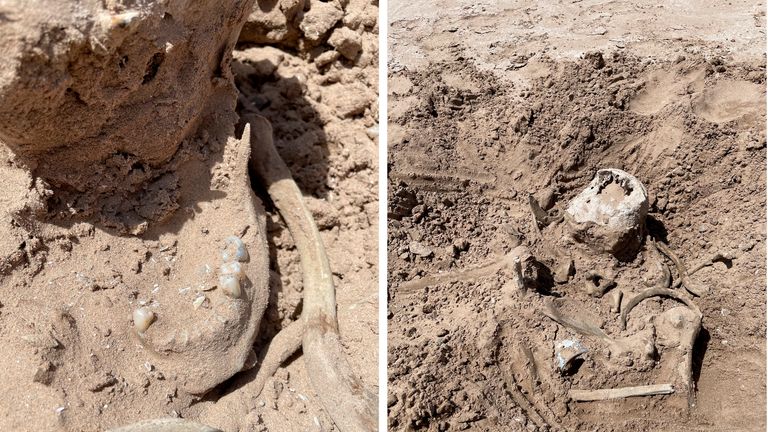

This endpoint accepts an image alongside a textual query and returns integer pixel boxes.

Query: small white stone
[192,295,206,309]
[198,264,213,275]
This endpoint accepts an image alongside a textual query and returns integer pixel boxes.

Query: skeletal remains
[473,168,714,430]
[399,167,715,427]
[111,118,377,432]
[416,168,716,429]
[542,168,708,408]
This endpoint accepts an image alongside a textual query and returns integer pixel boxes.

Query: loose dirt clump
[388,51,765,431]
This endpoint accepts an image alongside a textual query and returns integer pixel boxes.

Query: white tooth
[133,307,155,333]
[222,236,249,262]
[219,274,241,297]
[220,262,243,279]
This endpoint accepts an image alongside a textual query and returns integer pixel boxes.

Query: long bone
[248,116,378,432]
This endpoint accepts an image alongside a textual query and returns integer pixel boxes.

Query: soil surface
[0,0,378,431]
[387,1,766,431]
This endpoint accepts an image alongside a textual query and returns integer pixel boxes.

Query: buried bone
[119,119,377,432]
[553,258,574,284]
[555,339,588,373]
[688,251,735,275]
[620,288,701,330]
[654,305,702,408]
[542,301,611,341]
[569,384,675,402]
[619,288,702,407]
[654,241,709,297]
[543,300,657,364]
[584,270,616,297]
[129,127,271,396]
[609,289,623,313]
[529,194,563,232]
[566,169,649,256]
[247,115,378,431]
[397,245,535,295]
[644,241,672,288]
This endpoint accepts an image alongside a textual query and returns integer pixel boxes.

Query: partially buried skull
[565,168,649,257]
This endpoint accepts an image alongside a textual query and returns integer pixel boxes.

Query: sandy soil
[0,1,378,431]
[387,1,766,431]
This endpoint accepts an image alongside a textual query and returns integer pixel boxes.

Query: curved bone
[654,241,709,297]
[688,251,735,275]
[620,287,701,330]
[136,125,270,394]
[246,319,305,398]
[248,115,377,432]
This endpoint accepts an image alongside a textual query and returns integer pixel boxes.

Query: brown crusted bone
[136,126,270,395]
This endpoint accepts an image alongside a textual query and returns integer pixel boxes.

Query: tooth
[133,307,155,333]
[222,236,249,262]
[220,262,243,279]
[219,274,241,297]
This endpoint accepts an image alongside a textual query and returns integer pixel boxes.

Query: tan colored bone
[569,384,675,401]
